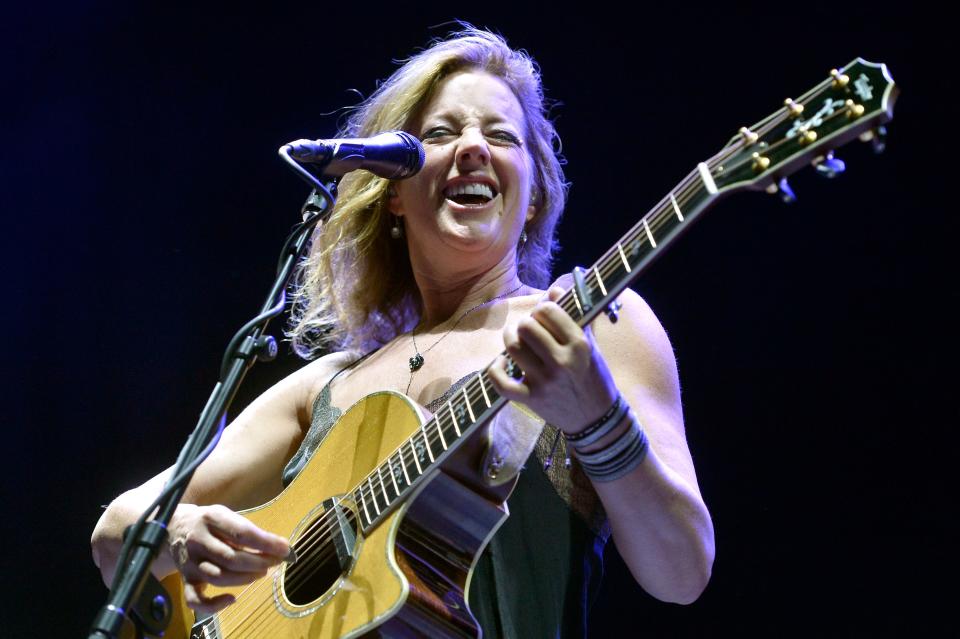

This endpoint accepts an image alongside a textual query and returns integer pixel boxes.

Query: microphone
[283,131,424,179]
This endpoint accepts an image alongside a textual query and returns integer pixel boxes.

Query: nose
[455,128,490,168]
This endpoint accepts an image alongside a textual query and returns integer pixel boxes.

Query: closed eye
[488,130,521,145]
[421,127,454,140]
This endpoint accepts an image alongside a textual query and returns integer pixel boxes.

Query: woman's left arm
[489,286,715,604]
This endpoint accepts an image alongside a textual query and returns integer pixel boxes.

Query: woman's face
[390,70,536,274]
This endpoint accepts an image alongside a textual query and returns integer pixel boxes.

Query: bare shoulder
[296,350,363,418]
[236,350,358,427]
[591,288,679,394]
[184,350,358,509]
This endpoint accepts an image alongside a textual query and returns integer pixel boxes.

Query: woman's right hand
[168,504,291,614]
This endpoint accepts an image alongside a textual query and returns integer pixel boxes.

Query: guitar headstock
[708,58,898,195]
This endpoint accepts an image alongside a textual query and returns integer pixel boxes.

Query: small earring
[519,228,528,246]
[391,216,403,240]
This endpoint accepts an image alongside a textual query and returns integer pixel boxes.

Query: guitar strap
[480,401,546,486]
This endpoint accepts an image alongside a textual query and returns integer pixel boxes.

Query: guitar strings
[203,79,832,636]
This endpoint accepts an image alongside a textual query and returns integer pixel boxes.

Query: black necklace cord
[405,283,524,394]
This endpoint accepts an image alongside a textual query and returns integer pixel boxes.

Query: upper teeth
[445,183,495,200]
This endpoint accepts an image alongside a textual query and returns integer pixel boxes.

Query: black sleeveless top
[282,370,610,638]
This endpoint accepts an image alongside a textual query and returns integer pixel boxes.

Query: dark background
[2,3,952,636]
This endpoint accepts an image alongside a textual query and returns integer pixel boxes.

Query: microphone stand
[87,151,339,639]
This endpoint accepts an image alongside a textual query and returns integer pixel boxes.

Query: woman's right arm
[91,353,347,613]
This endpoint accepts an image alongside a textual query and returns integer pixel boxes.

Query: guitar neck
[553,164,719,327]
[350,164,721,533]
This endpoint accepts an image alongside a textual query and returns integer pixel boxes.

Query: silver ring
[171,538,189,568]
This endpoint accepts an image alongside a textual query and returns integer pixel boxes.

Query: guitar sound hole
[283,498,360,606]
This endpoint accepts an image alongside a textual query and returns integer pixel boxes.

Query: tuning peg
[798,127,818,146]
[813,151,846,179]
[752,152,771,172]
[845,99,865,119]
[784,98,804,118]
[739,126,759,145]
[830,69,850,89]
[766,178,797,203]
[858,126,888,153]
[778,178,796,203]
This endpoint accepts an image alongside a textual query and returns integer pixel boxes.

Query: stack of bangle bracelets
[563,394,649,482]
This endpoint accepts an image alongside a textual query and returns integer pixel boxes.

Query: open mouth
[444,182,498,206]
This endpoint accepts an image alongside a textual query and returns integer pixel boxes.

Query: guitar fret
[434,418,448,450]
[397,446,412,485]
[377,466,393,506]
[670,192,685,221]
[387,454,402,495]
[376,472,392,512]
[642,218,657,248]
[419,425,435,463]
[461,387,476,423]
[616,242,632,272]
[367,477,381,515]
[447,400,461,436]
[408,440,423,475]
[359,488,373,524]
[572,288,583,316]
[593,265,607,296]
[477,373,491,407]
[376,464,391,502]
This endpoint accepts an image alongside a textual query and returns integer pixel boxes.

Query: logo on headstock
[786,98,847,140]
[854,74,874,101]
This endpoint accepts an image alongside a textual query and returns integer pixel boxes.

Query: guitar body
[152,391,515,638]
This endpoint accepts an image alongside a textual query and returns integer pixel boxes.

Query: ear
[526,184,539,222]
[387,185,403,216]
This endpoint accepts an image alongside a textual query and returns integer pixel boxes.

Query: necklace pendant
[408,353,425,372]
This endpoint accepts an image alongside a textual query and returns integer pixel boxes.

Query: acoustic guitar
[126,58,897,638]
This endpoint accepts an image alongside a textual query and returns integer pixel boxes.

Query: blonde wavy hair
[287,26,568,358]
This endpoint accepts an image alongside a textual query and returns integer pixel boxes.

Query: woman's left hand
[488,285,619,434]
